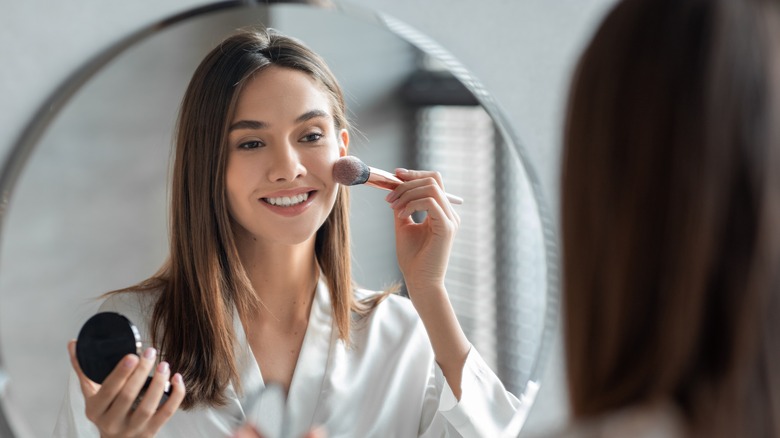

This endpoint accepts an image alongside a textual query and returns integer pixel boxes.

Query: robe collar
[233,274,337,436]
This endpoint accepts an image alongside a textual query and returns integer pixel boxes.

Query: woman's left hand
[386,168,460,295]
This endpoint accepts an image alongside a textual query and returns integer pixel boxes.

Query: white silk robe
[54,277,523,437]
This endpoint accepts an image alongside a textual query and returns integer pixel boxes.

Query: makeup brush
[332,156,463,205]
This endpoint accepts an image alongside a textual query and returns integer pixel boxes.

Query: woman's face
[225,65,347,248]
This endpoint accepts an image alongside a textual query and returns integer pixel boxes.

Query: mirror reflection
[0,4,553,436]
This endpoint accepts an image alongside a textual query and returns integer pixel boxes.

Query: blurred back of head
[562,0,780,435]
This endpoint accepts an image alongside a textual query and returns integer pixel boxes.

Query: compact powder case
[76,312,143,384]
[75,312,170,402]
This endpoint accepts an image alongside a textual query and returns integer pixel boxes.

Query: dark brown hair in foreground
[562,0,780,435]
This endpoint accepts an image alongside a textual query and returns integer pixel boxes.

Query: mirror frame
[0,1,560,436]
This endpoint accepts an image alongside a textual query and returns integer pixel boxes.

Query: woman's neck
[236,235,319,326]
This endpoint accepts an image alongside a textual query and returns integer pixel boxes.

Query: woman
[558,0,780,436]
[55,28,519,437]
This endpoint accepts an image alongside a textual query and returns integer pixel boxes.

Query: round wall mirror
[0,2,558,436]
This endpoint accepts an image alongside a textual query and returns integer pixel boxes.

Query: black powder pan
[75,312,170,404]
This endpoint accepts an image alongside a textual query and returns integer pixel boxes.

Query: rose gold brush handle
[367,167,464,205]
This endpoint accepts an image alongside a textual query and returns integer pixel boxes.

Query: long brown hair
[118,28,372,409]
[562,0,780,435]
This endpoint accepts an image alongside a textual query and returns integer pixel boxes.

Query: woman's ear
[338,129,349,157]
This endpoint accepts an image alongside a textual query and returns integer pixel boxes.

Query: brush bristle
[333,156,370,186]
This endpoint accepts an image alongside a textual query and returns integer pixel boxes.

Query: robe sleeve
[52,368,100,438]
[418,346,525,438]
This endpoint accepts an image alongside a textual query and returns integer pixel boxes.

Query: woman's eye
[238,140,263,149]
[301,132,323,143]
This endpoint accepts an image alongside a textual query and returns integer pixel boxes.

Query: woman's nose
[267,143,306,182]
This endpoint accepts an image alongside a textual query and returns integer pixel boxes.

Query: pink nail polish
[123,355,139,368]
[157,361,170,374]
[143,347,157,360]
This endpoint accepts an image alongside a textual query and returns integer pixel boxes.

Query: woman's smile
[259,188,318,217]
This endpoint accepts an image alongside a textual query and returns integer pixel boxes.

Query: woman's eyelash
[236,132,322,148]
[238,140,263,149]
[302,132,323,142]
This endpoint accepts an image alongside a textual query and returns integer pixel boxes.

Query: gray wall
[0,1,617,436]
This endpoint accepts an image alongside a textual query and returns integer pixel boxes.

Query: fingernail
[157,361,170,374]
[396,168,408,174]
[123,355,139,368]
[391,199,400,209]
[143,347,157,360]
[174,373,184,385]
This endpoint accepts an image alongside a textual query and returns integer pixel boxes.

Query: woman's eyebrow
[229,120,267,132]
[296,109,330,123]
[229,110,330,132]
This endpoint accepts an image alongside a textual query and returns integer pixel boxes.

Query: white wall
[0,0,617,436]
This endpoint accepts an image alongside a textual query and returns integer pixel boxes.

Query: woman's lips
[259,190,317,217]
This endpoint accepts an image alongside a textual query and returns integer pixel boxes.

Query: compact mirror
[76,312,142,384]
[74,311,170,408]
[0,2,559,436]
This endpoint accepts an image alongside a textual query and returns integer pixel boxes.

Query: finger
[102,347,157,425]
[305,426,328,438]
[396,169,446,202]
[386,176,442,205]
[385,176,435,203]
[128,361,171,430]
[232,423,265,438]
[452,207,461,228]
[396,198,457,235]
[145,372,186,435]
[81,352,140,429]
[395,168,444,189]
[390,184,456,223]
[68,340,100,397]
[390,178,458,226]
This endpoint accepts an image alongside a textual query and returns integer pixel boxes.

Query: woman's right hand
[68,340,186,438]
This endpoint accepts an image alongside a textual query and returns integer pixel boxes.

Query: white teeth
[264,192,309,207]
